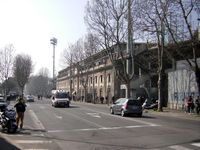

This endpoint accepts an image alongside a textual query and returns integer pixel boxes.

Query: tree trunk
[157,72,164,112]
[126,82,130,98]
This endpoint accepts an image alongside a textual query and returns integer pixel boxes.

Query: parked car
[25,95,34,102]
[51,90,70,107]
[110,98,143,117]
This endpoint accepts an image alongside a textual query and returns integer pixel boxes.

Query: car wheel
[110,108,114,114]
[121,110,126,117]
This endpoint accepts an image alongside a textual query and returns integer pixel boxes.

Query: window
[95,76,97,84]
[100,75,103,83]
[90,77,93,84]
[55,92,69,98]
[108,74,111,83]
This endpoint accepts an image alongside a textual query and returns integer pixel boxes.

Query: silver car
[110,98,143,117]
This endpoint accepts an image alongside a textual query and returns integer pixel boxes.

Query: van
[51,90,70,107]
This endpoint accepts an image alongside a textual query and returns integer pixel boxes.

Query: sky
[0,0,88,77]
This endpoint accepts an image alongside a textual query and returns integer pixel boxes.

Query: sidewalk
[144,107,200,121]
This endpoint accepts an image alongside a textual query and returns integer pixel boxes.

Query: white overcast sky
[0,0,88,77]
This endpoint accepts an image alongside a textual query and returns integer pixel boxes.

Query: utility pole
[126,0,133,98]
[127,0,133,75]
[50,37,57,90]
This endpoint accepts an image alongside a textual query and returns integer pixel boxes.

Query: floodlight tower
[50,37,57,89]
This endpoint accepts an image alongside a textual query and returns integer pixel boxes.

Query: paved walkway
[146,107,200,121]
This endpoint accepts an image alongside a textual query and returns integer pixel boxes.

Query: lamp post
[50,37,57,89]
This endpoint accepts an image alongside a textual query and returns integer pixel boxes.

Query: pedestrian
[81,96,84,102]
[187,96,193,113]
[195,96,200,114]
[14,96,26,129]
[112,96,115,104]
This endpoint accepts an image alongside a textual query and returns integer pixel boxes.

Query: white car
[51,91,70,107]
[25,95,34,102]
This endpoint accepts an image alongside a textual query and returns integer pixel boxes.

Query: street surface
[1,98,200,150]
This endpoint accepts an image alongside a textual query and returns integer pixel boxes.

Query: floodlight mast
[50,37,57,90]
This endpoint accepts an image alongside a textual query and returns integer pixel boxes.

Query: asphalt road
[1,98,200,150]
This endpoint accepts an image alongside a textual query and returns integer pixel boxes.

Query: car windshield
[55,92,68,98]
[128,100,141,106]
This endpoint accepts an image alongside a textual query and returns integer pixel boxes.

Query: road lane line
[54,114,63,119]
[48,124,160,133]
[80,107,160,127]
[15,140,52,144]
[29,110,45,130]
[87,113,101,118]
[39,106,45,109]
[32,133,45,136]
[169,145,192,150]
[191,142,200,147]
[62,110,105,128]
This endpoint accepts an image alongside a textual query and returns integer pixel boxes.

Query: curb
[145,109,200,121]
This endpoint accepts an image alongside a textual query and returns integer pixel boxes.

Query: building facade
[56,43,152,104]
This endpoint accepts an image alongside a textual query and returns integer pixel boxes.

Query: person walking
[195,96,200,114]
[187,96,193,113]
[14,96,26,129]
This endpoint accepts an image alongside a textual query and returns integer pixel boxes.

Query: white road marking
[81,107,159,127]
[191,142,200,147]
[3,134,23,137]
[87,113,101,118]
[169,145,192,150]
[39,106,45,109]
[15,140,52,144]
[55,115,63,119]
[48,124,160,133]
[29,110,45,130]
[32,133,45,136]
[64,111,105,128]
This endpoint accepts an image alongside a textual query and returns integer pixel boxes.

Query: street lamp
[50,37,57,89]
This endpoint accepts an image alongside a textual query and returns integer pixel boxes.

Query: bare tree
[13,54,32,96]
[85,0,140,98]
[0,44,15,95]
[135,0,200,110]
[84,33,101,57]
[163,0,200,93]
[38,67,50,77]
[135,0,172,111]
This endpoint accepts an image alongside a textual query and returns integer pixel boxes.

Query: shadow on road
[0,136,20,150]
[54,105,80,109]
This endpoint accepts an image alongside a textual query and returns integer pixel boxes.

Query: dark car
[0,96,8,112]
[110,98,143,117]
